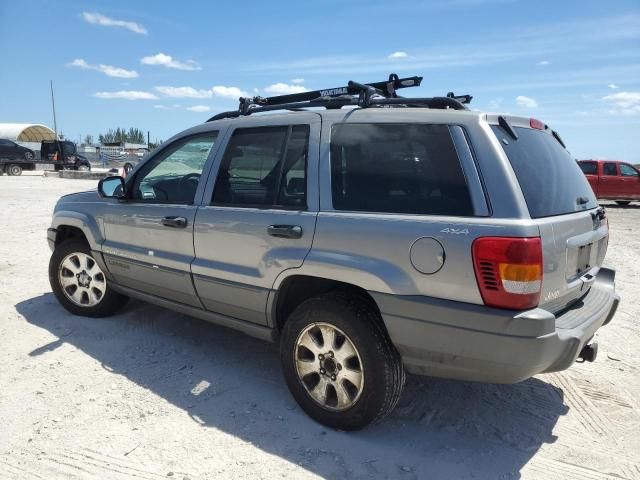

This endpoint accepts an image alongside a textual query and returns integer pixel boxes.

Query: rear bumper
[371,267,619,384]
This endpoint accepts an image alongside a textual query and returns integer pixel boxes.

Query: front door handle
[267,224,303,239]
[161,216,188,228]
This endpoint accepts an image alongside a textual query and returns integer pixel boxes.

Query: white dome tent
[0,123,57,142]
[0,123,58,154]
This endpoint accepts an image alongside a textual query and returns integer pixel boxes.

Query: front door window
[131,133,218,204]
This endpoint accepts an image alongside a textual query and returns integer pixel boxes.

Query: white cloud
[388,51,409,59]
[154,103,182,110]
[186,105,211,112]
[608,83,620,89]
[155,85,249,99]
[94,90,158,100]
[516,95,538,108]
[67,58,138,78]
[602,91,640,115]
[211,85,249,99]
[82,12,147,35]
[291,78,305,84]
[488,98,503,110]
[537,60,550,65]
[141,53,201,71]
[155,86,212,98]
[263,83,308,95]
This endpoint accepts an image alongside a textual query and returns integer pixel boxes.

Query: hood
[57,189,99,203]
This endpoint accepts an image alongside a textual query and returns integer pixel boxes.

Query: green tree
[98,128,146,144]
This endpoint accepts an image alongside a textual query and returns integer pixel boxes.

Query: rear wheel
[280,292,405,430]
[616,201,631,206]
[7,164,22,176]
[49,239,128,317]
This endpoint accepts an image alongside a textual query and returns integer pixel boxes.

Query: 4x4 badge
[440,227,469,235]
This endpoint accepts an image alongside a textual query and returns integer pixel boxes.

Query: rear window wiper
[498,116,518,141]
[552,130,566,149]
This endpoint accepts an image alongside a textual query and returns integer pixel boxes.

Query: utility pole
[50,80,58,138]
[147,130,150,148]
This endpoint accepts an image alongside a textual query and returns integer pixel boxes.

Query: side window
[212,125,309,208]
[603,163,618,176]
[131,132,217,204]
[330,123,473,216]
[578,162,597,175]
[620,164,639,177]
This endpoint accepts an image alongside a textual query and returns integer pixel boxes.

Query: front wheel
[280,292,405,430]
[77,163,91,172]
[49,240,128,317]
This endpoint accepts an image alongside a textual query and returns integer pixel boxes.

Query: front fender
[50,210,104,251]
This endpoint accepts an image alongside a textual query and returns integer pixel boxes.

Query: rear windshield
[491,126,597,218]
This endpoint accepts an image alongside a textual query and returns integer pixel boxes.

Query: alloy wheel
[58,252,107,307]
[294,323,365,411]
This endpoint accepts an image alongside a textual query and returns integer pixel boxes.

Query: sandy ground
[0,173,639,480]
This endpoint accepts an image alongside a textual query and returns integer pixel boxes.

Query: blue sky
[1,0,639,161]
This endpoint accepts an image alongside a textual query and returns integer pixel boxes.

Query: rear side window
[212,125,309,208]
[603,162,618,176]
[578,161,597,175]
[491,126,597,218]
[330,123,473,216]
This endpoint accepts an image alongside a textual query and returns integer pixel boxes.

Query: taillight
[530,118,545,130]
[472,237,543,310]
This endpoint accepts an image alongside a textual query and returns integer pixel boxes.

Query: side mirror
[98,176,126,198]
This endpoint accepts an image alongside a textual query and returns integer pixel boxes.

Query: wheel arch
[269,274,384,334]
[51,211,103,251]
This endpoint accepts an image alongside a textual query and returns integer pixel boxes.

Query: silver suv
[47,75,619,430]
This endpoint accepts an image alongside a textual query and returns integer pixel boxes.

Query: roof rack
[206,73,472,122]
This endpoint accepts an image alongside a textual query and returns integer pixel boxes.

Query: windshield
[491,126,598,218]
[62,141,76,155]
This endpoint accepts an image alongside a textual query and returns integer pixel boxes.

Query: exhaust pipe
[578,342,598,363]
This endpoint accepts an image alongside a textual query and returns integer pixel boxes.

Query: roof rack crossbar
[206,95,467,122]
[241,73,422,110]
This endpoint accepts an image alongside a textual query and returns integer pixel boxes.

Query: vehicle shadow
[17,293,568,479]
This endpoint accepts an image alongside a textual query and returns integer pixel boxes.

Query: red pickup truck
[578,160,640,206]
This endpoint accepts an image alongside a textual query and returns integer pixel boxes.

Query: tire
[280,292,405,430]
[616,201,631,206]
[77,163,90,172]
[24,151,34,161]
[7,164,22,176]
[49,239,128,317]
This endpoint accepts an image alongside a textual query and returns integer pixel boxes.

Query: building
[100,142,148,156]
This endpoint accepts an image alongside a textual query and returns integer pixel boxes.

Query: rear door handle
[267,224,303,239]
[161,216,188,228]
